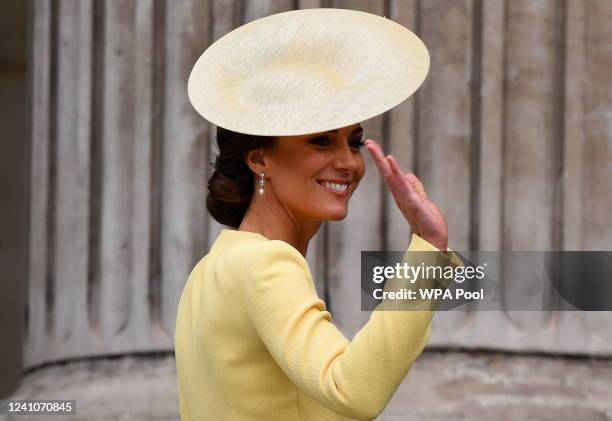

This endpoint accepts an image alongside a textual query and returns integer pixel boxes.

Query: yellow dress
[174,228,461,420]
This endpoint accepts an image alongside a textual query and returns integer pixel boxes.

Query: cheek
[356,155,366,180]
[272,155,320,197]
[279,153,327,184]
[350,155,366,187]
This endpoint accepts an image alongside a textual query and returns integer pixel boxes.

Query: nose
[332,143,360,174]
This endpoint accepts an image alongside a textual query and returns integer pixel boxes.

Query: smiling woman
[175,7,458,421]
[175,121,460,421]
[235,123,367,247]
[208,124,366,238]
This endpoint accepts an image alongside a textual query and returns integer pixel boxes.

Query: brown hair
[206,126,276,228]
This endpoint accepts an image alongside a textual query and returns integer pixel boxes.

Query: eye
[309,136,332,146]
[309,134,364,150]
[349,136,365,150]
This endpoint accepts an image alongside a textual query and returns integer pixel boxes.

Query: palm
[364,139,448,251]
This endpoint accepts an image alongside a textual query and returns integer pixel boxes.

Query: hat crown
[188,8,430,136]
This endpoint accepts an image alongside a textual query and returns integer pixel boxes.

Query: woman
[174,122,460,420]
[175,8,461,421]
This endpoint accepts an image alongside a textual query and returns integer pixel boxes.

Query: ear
[244,148,268,176]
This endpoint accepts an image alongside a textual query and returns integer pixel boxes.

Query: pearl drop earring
[258,172,265,195]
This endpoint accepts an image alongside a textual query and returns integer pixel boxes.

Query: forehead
[323,124,363,135]
[304,124,363,138]
[277,124,363,142]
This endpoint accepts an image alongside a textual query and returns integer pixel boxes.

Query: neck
[238,190,320,258]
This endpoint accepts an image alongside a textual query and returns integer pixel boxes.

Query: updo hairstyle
[206,126,276,228]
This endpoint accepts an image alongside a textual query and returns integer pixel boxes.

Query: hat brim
[188,8,430,136]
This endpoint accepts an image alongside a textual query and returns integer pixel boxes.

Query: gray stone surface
[3,351,612,421]
[2,355,179,421]
[24,1,612,373]
[381,350,612,421]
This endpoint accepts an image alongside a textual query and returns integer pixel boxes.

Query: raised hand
[364,139,448,251]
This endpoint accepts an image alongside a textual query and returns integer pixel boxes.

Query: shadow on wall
[0,0,27,398]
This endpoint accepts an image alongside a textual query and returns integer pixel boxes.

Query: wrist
[433,243,448,252]
[421,236,447,252]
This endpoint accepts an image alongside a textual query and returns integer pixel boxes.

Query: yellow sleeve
[242,234,461,420]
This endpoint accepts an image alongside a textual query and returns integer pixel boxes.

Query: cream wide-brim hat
[187,8,429,137]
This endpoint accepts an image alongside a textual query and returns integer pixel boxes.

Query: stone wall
[2,0,610,410]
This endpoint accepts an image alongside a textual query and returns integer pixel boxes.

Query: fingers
[387,155,422,203]
[405,173,427,198]
[364,139,392,178]
[366,141,430,230]
[405,174,441,224]
[365,140,429,200]
[404,172,439,217]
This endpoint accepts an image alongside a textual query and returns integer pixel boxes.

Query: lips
[317,179,350,196]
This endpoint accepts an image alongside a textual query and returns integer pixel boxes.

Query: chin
[322,208,348,221]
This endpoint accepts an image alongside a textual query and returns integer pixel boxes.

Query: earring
[258,172,265,195]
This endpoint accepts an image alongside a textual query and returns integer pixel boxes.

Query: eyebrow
[326,127,364,134]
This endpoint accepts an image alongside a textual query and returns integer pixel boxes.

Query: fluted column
[26,0,213,368]
[26,0,612,372]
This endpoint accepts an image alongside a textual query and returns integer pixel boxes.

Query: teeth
[320,181,348,192]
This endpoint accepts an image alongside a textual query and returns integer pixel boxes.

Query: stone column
[26,0,212,369]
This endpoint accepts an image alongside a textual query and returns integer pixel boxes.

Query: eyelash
[310,136,365,150]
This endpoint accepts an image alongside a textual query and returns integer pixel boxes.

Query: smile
[317,180,350,196]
